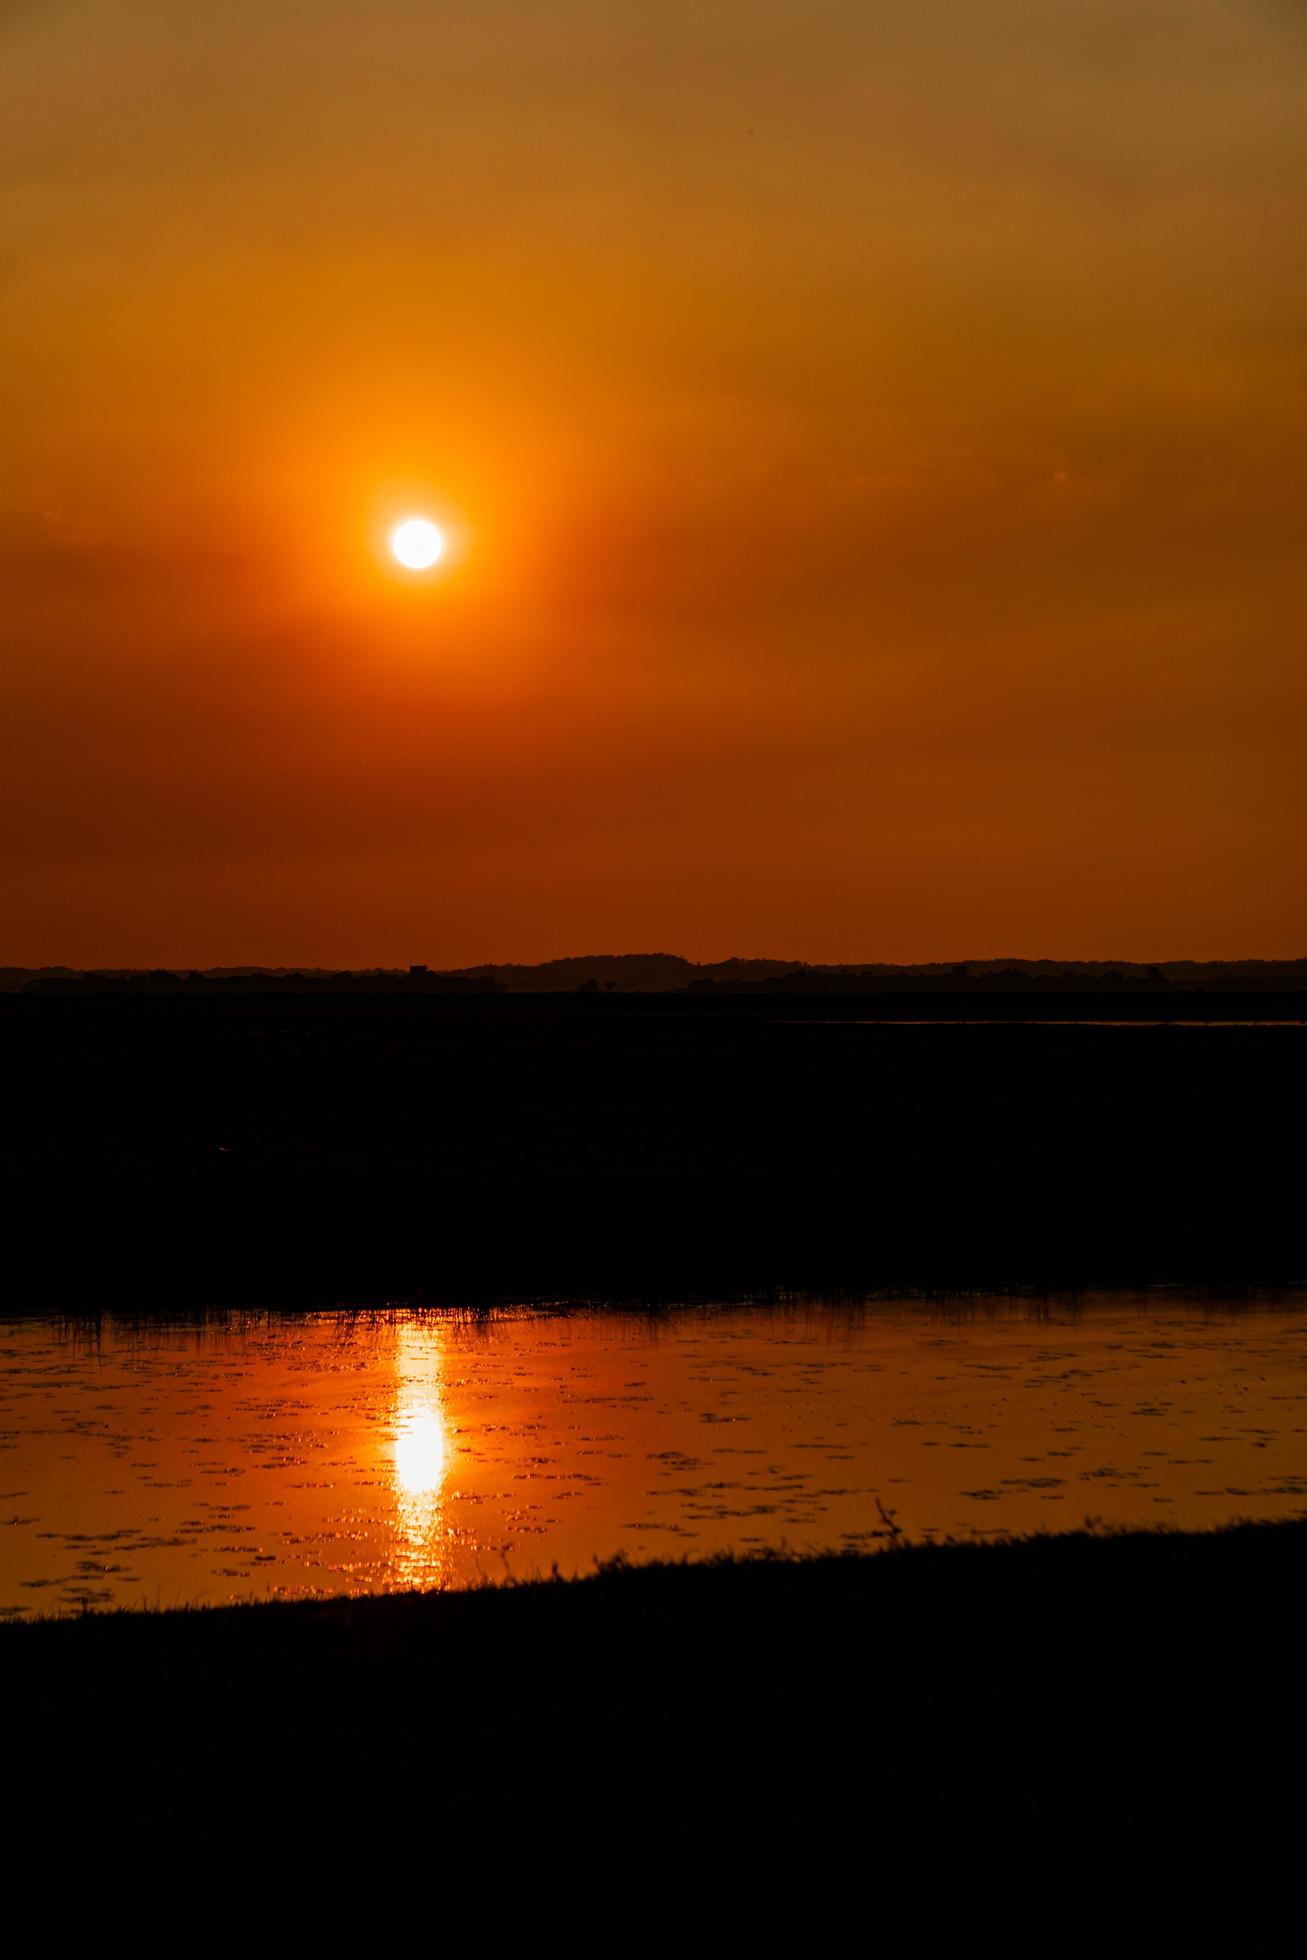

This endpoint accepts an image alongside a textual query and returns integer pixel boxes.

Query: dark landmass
[5,1520,1304,1929]
[5,951,1307,992]
[4,989,1304,1306]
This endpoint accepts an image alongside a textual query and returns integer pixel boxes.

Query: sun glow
[390,515,445,570]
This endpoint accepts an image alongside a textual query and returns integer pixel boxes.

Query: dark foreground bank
[5,990,1307,1303]
[6,1520,1306,1926]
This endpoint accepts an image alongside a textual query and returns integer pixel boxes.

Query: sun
[391,515,444,571]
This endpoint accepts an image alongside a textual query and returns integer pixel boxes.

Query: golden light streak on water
[389,1322,449,1588]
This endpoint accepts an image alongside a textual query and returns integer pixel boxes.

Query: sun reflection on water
[389,1323,450,1588]
[395,1404,445,1494]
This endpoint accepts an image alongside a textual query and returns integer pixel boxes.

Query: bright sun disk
[391,516,444,570]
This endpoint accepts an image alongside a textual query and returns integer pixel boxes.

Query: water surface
[3,1294,1306,1615]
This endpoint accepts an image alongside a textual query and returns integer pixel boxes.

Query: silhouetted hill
[444,953,799,992]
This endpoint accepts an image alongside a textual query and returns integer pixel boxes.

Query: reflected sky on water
[3,1294,1307,1615]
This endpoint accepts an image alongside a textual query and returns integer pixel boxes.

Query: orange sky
[2,2,1305,966]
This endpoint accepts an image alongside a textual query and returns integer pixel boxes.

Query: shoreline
[3,1511,1305,1631]
[7,1517,1306,1905]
